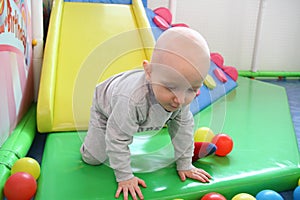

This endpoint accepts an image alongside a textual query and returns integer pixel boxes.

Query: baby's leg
[81,102,108,165]
[80,144,102,165]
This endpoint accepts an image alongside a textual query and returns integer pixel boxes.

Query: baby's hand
[178,167,211,183]
[115,176,147,200]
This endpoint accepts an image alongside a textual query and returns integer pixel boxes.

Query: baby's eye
[188,88,198,93]
[166,86,177,91]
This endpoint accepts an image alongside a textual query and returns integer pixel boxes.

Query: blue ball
[256,189,284,200]
[293,186,300,200]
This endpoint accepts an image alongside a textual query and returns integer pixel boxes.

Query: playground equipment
[1,0,300,199]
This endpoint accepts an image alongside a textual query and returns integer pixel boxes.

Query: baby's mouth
[169,103,180,110]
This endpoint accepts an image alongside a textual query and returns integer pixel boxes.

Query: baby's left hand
[178,167,211,183]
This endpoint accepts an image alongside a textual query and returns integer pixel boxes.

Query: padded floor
[262,79,300,150]
[35,77,300,200]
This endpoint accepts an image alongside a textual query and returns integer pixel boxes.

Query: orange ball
[4,172,37,200]
[212,133,233,156]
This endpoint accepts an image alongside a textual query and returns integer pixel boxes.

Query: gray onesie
[81,69,195,182]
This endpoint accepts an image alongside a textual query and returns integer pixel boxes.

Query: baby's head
[143,27,210,112]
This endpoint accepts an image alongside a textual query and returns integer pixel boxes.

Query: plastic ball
[212,133,233,156]
[32,39,37,46]
[256,189,283,200]
[11,157,41,179]
[298,178,300,186]
[232,193,256,200]
[4,172,37,200]
[201,192,226,200]
[194,127,215,142]
[293,186,300,200]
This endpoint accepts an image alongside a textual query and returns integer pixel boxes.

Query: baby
[81,27,211,200]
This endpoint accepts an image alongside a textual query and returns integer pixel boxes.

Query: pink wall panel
[0,0,33,146]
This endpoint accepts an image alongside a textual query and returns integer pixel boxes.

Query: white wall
[148,0,300,72]
[255,0,300,71]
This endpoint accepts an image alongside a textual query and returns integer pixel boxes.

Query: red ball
[201,192,226,200]
[4,172,37,200]
[212,133,233,156]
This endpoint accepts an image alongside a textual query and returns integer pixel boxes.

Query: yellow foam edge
[37,0,64,133]
[132,0,155,60]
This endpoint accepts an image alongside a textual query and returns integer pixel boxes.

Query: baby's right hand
[115,176,147,200]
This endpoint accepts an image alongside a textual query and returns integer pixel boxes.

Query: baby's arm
[106,117,147,200]
[168,106,211,182]
[106,98,147,199]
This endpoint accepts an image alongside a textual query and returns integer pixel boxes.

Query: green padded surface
[35,77,300,200]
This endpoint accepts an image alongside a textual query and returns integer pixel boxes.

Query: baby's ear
[143,60,151,80]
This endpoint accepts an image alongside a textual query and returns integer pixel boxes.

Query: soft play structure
[34,0,300,199]
[1,0,300,199]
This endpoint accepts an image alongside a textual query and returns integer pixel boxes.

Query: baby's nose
[174,91,185,104]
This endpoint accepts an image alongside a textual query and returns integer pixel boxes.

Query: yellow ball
[11,157,41,180]
[194,127,215,142]
[232,193,256,200]
[298,178,300,186]
[32,39,37,46]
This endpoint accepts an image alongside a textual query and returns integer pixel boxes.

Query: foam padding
[0,165,10,200]
[35,77,300,200]
[190,61,237,115]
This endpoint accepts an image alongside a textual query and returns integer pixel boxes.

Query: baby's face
[144,27,210,112]
[150,56,204,112]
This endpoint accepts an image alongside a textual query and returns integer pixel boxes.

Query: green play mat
[35,77,300,199]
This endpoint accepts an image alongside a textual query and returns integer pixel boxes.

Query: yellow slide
[37,0,155,132]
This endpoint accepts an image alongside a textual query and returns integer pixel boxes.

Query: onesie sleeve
[167,105,194,171]
[105,95,141,182]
